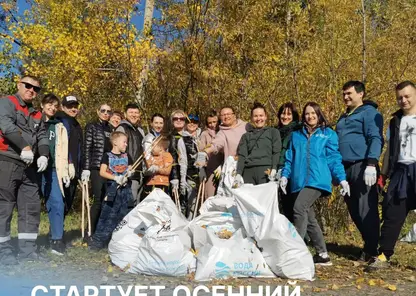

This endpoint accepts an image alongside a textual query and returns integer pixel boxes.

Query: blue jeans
[41,168,65,240]
[91,182,132,248]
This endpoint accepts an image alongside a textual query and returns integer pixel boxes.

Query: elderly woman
[234,102,281,187]
[280,102,350,266]
[82,104,112,234]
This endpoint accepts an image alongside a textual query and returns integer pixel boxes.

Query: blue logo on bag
[288,221,297,238]
[214,261,230,278]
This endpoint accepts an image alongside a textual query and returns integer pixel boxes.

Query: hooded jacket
[282,125,346,194]
[211,119,248,160]
[236,125,281,175]
[55,111,83,178]
[336,100,384,165]
[0,94,49,165]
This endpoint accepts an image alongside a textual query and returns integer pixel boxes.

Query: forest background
[1,0,416,233]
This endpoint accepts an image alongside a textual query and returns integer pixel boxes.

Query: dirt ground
[1,237,416,296]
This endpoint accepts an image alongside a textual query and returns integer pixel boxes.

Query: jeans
[292,187,327,254]
[91,182,132,248]
[41,168,65,240]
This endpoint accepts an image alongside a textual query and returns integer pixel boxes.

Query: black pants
[242,166,269,185]
[379,163,416,258]
[89,169,106,234]
[63,178,78,215]
[344,161,380,256]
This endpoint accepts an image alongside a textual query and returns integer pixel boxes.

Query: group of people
[0,76,415,273]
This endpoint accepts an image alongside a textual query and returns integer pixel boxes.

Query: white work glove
[268,169,277,182]
[81,170,90,182]
[62,176,71,188]
[170,179,179,190]
[147,165,159,175]
[37,156,48,172]
[114,175,128,186]
[20,149,34,165]
[126,169,133,178]
[364,166,377,187]
[279,176,288,194]
[340,180,350,197]
[68,163,76,179]
[194,152,208,168]
[233,174,244,188]
[180,179,194,196]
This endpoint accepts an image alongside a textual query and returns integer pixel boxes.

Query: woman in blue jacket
[280,102,350,266]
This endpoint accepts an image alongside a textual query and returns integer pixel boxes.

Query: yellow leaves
[107,265,113,273]
[386,284,397,291]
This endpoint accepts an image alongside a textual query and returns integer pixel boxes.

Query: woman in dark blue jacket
[280,102,350,266]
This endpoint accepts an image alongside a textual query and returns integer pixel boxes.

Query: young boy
[88,131,133,250]
[141,137,173,201]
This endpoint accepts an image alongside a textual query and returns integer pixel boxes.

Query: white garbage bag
[233,182,315,281]
[109,188,189,270]
[186,211,244,250]
[199,196,238,215]
[130,225,196,276]
[401,223,416,242]
[195,229,275,281]
[217,156,238,197]
[108,206,148,270]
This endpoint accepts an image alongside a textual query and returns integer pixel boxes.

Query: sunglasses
[21,82,41,93]
[173,117,185,122]
[100,109,112,114]
[187,114,199,121]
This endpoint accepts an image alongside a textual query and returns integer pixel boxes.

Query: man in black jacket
[116,103,145,205]
[82,104,112,234]
[55,95,83,214]
[368,81,416,271]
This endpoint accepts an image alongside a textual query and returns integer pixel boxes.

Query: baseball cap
[62,95,80,106]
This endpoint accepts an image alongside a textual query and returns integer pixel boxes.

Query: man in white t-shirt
[369,81,416,271]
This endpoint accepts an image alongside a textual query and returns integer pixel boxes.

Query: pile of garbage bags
[108,157,315,281]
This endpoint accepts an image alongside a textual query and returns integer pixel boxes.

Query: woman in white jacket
[39,94,70,256]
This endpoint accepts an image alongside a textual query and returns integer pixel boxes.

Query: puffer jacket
[282,125,346,194]
[83,120,112,170]
[0,94,49,165]
[169,130,183,180]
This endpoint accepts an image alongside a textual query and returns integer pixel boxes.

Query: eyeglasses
[220,112,234,117]
[21,82,41,93]
[173,117,185,122]
[100,109,112,114]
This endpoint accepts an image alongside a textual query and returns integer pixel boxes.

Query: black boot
[0,241,18,266]
[18,239,48,263]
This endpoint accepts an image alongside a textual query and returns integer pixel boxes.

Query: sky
[0,0,157,77]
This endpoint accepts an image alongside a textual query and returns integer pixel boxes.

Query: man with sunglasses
[0,75,49,264]
[55,95,84,215]
[82,104,112,235]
